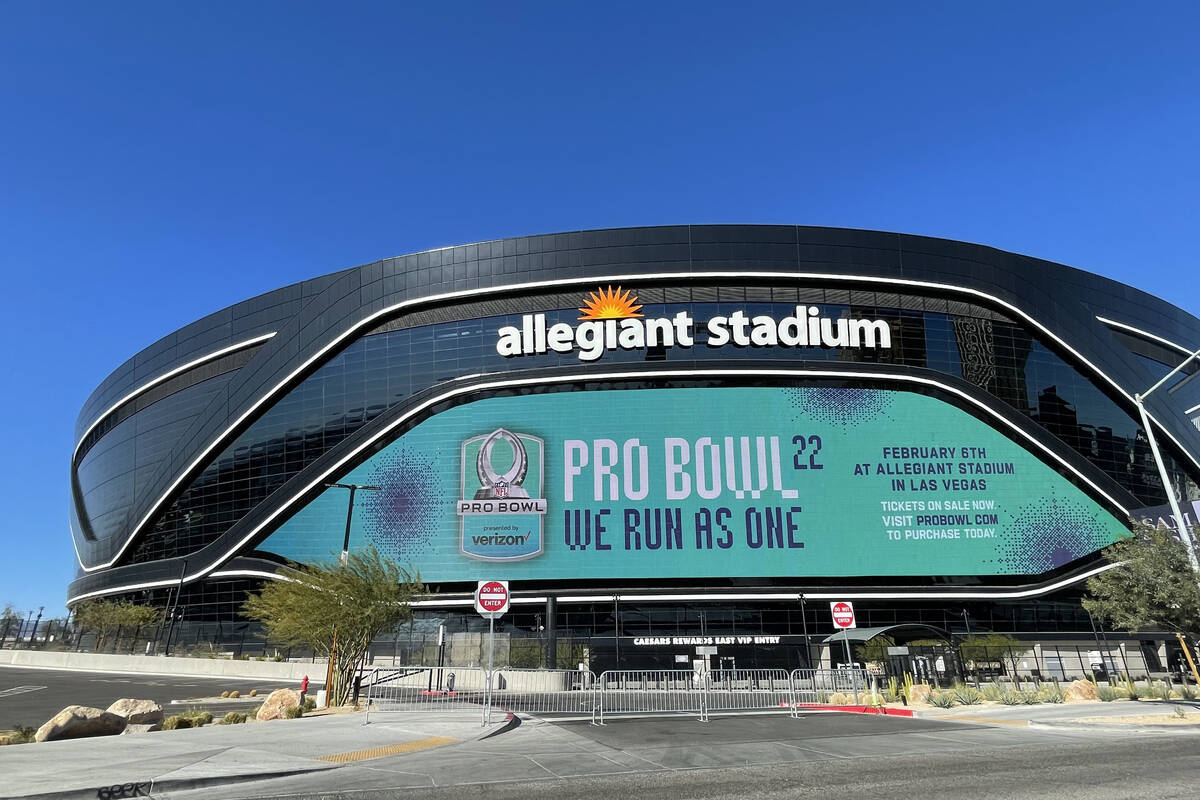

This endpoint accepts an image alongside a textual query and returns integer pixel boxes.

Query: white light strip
[73,366,1131,602]
[74,563,1123,606]
[79,269,1199,573]
[1188,403,1200,415]
[1096,316,1198,356]
[74,332,277,459]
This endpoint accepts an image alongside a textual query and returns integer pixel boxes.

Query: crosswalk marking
[0,685,46,699]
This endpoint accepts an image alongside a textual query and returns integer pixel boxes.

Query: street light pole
[325,483,380,564]
[1134,342,1200,573]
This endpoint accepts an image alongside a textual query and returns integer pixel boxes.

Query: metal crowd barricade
[596,670,708,724]
[789,667,871,707]
[705,669,794,715]
[363,666,599,725]
[486,667,598,717]
[362,666,491,724]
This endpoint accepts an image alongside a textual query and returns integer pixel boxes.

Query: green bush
[162,715,193,730]
[285,705,304,719]
[927,691,957,709]
[301,697,316,712]
[0,725,36,745]
[883,677,902,703]
[1144,682,1171,700]
[1021,690,1041,705]
[952,685,984,705]
[981,683,1006,702]
[1179,685,1196,700]
[1038,685,1066,704]
[220,712,248,725]
[1000,690,1027,705]
[1097,686,1124,702]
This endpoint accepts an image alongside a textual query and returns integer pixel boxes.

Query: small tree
[241,546,423,706]
[1,604,21,643]
[1083,519,1200,636]
[73,600,161,651]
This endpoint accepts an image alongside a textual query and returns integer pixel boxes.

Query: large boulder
[36,706,127,742]
[107,699,164,726]
[906,684,932,705]
[256,688,302,721]
[1065,679,1099,702]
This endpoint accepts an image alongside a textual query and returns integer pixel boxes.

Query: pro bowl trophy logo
[457,428,546,561]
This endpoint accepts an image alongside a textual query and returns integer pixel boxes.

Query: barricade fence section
[596,669,706,724]
[790,668,872,705]
[363,666,599,725]
[363,666,883,725]
[704,669,795,715]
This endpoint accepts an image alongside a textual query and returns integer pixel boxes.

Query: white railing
[789,667,871,704]
[363,666,877,726]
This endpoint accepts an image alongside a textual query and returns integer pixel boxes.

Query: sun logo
[578,286,643,320]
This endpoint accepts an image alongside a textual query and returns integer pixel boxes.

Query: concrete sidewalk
[0,709,510,800]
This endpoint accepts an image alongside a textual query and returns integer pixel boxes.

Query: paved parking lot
[0,664,314,727]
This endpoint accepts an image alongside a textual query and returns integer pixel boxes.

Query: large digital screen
[258,386,1128,581]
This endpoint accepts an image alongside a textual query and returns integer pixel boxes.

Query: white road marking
[0,686,46,699]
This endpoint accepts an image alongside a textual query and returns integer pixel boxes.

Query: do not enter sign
[475,580,510,617]
[830,601,856,629]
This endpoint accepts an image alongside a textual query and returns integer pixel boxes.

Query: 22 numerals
[792,434,824,470]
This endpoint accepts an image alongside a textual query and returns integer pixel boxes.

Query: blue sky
[2,2,1198,617]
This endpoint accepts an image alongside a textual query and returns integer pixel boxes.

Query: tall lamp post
[1134,343,1200,573]
[325,483,380,563]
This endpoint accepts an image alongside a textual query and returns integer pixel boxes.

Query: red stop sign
[475,581,509,615]
[830,601,856,629]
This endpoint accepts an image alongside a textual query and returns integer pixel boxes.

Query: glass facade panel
[123,291,1190,566]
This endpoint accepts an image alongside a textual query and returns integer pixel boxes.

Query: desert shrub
[1021,690,1041,705]
[162,715,193,730]
[272,654,286,662]
[1038,685,1065,704]
[0,726,36,745]
[813,691,831,704]
[220,712,248,725]
[883,677,902,703]
[249,689,258,697]
[927,691,957,709]
[1000,690,1026,705]
[285,705,304,719]
[952,685,984,705]
[302,697,316,712]
[1097,686,1124,701]
[981,683,1005,702]
[229,690,240,699]
[1179,685,1196,700]
[220,690,230,698]
[1144,682,1171,700]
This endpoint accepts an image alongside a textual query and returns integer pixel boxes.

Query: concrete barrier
[0,648,320,681]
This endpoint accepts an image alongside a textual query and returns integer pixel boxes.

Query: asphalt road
[159,709,1200,800]
[0,665,315,727]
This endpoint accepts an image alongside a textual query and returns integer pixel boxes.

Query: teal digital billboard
[258,386,1128,580]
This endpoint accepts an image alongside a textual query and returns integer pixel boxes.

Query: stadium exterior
[69,226,1200,675]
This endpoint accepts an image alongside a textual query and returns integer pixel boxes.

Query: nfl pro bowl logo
[457,429,547,561]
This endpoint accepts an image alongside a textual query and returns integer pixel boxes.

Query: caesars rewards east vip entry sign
[830,601,856,629]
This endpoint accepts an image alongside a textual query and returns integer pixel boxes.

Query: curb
[794,704,914,717]
[1029,719,1200,733]
[480,711,521,739]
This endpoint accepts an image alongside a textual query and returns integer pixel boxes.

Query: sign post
[475,581,510,726]
[830,601,860,705]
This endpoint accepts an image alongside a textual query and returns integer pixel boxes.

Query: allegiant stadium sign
[496,286,893,362]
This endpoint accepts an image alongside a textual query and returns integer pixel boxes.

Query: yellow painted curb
[319,735,459,763]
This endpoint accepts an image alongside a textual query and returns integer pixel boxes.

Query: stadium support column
[1134,342,1200,573]
[545,596,557,670]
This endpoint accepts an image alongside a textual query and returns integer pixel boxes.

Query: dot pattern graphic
[995,492,1116,573]
[785,386,894,428]
[361,448,443,558]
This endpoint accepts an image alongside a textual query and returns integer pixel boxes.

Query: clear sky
[2,2,1198,618]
